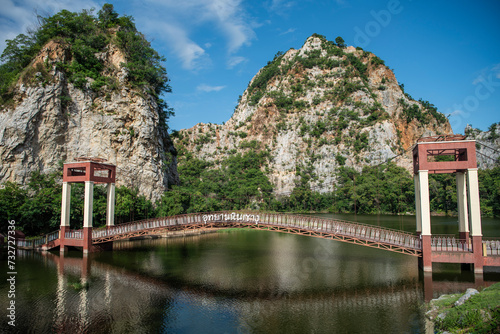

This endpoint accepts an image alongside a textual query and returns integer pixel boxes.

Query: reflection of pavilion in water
[37,252,173,333]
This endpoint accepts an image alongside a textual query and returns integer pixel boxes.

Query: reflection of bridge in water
[14,240,496,334]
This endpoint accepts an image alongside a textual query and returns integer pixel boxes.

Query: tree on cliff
[335,36,346,48]
[0,3,173,126]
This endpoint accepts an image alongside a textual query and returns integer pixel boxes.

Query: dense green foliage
[156,150,273,214]
[0,4,172,123]
[331,163,415,214]
[247,51,284,106]
[479,166,500,217]
[398,97,448,125]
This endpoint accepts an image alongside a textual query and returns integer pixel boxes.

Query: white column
[456,172,469,235]
[83,181,94,228]
[414,174,422,233]
[467,169,482,236]
[106,183,115,227]
[61,182,71,227]
[418,170,431,235]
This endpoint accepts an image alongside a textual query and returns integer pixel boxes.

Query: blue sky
[1,0,499,133]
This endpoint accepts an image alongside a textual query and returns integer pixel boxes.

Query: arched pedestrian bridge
[18,211,500,265]
[92,211,423,256]
[22,211,422,256]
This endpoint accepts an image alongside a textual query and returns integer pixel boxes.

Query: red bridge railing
[88,211,422,255]
[25,211,500,258]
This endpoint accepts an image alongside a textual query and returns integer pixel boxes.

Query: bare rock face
[465,123,500,169]
[0,41,178,202]
[175,35,453,194]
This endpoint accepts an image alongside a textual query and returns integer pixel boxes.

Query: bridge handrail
[431,235,471,252]
[89,211,421,251]
[65,230,83,239]
[260,211,419,236]
[483,239,500,256]
[16,230,60,248]
[98,211,419,238]
[92,211,419,238]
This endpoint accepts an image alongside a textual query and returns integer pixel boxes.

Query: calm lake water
[1,213,499,333]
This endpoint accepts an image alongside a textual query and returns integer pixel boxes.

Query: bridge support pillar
[83,227,93,254]
[414,175,422,235]
[456,172,470,241]
[421,235,432,272]
[60,182,71,253]
[467,169,483,274]
[416,170,432,272]
[59,225,68,253]
[83,181,94,229]
[106,183,115,227]
[83,181,94,254]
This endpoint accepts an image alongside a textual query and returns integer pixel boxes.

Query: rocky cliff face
[465,123,500,169]
[175,35,452,194]
[0,40,178,202]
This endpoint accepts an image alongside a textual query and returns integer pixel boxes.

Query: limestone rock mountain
[465,123,500,168]
[175,34,452,194]
[0,39,178,202]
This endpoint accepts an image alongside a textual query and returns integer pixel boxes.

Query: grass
[428,283,500,333]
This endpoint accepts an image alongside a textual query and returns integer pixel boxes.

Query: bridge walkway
[17,211,500,259]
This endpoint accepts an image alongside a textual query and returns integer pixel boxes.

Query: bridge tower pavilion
[60,158,116,253]
[413,135,483,273]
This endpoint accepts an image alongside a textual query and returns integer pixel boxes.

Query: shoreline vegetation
[426,283,500,333]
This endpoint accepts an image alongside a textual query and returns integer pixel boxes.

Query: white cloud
[0,0,256,70]
[205,0,256,54]
[268,0,296,15]
[133,0,257,70]
[143,20,208,71]
[197,84,226,92]
[279,28,296,35]
[227,56,247,68]
[0,0,99,55]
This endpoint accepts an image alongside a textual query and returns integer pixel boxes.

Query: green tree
[156,188,191,216]
[115,186,155,224]
[98,3,120,28]
[19,171,62,235]
[335,36,346,48]
[0,182,27,232]
[479,166,500,217]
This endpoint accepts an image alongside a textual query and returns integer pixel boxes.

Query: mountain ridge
[175,34,452,194]
[0,5,179,202]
